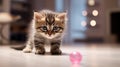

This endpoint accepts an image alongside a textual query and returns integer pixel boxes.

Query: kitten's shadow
[10,46,69,56]
[39,52,69,56]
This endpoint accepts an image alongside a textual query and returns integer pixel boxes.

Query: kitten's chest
[34,33,51,44]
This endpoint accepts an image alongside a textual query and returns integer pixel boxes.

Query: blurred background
[0,0,120,45]
[1,1,120,67]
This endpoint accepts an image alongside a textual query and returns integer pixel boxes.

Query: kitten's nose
[48,31,52,36]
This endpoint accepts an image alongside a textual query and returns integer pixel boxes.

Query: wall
[103,0,119,43]
[33,0,55,11]
[85,0,120,43]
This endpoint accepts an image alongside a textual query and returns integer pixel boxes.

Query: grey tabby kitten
[23,10,67,55]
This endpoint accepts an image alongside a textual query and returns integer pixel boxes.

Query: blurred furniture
[0,13,20,44]
[10,0,33,43]
[0,0,10,12]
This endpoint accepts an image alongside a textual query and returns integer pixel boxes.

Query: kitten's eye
[41,26,47,32]
[53,26,60,32]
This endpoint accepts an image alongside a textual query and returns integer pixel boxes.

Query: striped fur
[23,10,67,55]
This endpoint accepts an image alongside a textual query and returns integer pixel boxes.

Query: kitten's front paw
[51,49,62,55]
[23,47,32,53]
[35,49,45,55]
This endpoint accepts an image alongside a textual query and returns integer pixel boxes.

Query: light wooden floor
[0,44,120,67]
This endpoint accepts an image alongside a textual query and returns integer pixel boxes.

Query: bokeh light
[88,0,95,6]
[82,10,88,16]
[92,10,98,16]
[90,20,96,27]
[81,21,87,27]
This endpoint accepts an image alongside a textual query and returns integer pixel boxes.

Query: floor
[0,44,120,67]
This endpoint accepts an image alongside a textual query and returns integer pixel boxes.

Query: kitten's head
[34,10,67,39]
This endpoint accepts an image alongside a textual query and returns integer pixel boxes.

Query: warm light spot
[81,21,87,27]
[90,20,96,27]
[92,10,98,16]
[88,0,95,6]
[82,10,87,16]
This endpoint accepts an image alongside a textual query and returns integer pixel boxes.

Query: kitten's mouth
[40,33,59,39]
[49,35,51,36]
[46,35,55,39]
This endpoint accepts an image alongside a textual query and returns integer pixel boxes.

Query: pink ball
[69,52,82,64]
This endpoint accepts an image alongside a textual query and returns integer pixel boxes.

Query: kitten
[23,10,67,55]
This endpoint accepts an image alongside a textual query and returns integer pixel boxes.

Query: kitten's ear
[34,12,42,20]
[57,12,67,19]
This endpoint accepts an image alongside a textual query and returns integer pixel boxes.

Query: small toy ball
[69,52,82,64]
